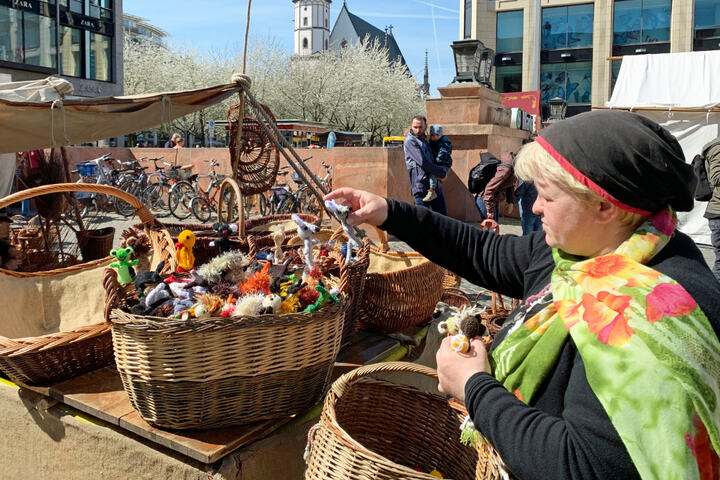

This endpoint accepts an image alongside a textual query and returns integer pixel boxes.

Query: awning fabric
[0,76,242,154]
[607,50,720,109]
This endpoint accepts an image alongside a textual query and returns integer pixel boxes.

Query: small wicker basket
[304,361,504,480]
[356,228,444,333]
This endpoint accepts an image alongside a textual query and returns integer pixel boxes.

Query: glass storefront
[695,0,720,51]
[0,0,115,83]
[540,62,592,104]
[495,10,523,93]
[542,4,593,50]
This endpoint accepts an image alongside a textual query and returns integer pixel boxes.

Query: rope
[242,0,252,75]
[50,99,70,146]
[160,95,172,125]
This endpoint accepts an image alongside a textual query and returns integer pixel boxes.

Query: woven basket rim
[0,322,111,357]
[110,292,349,331]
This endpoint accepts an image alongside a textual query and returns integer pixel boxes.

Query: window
[541,62,592,104]
[542,4,593,50]
[613,0,670,45]
[464,0,471,39]
[303,17,308,26]
[495,10,523,93]
[59,26,82,77]
[303,38,308,49]
[694,0,720,51]
[610,59,622,93]
[325,39,328,49]
[0,7,56,69]
[89,32,111,81]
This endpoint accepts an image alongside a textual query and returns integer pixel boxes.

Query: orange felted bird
[240,261,271,295]
[175,230,196,272]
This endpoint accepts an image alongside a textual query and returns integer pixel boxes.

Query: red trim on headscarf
[535,136,652,216]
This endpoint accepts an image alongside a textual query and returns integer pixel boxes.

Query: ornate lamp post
[548,97,568,121]
[450,39,495,88]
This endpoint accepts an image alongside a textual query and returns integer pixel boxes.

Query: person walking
[704,137,720,281]
[403,116,448,215]
[164,133,181,148]
[475,151,515,231]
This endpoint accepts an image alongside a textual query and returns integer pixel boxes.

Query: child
[424,125,453,202]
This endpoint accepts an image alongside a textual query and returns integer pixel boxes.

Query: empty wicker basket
[0,183,174,386]
[304,361,504,480]
[356,229,444,334]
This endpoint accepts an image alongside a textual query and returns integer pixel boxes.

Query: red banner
[502,90,541,118]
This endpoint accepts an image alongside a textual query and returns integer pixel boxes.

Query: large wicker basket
[304,361,504,480]
[0,183,175,386]
[356,229,444,333]
[107,251,351,430]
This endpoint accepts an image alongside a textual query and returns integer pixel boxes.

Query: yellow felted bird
[175,229,196,272]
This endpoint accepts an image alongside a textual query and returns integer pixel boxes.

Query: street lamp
[450,39,495,88]
[548,97,568,121]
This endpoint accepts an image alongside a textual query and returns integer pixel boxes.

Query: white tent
[604,50,720,245]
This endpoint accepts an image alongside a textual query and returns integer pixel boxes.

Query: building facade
[0,0,123,97]
[294,0,331,56]
[461,0,719,117]
[123,13,166,47]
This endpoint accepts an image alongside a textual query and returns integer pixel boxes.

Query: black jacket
[380,199,720,480]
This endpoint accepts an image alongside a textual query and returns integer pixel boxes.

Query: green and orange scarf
[491,208,720,479]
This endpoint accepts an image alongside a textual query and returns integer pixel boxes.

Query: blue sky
[123,0,461,94]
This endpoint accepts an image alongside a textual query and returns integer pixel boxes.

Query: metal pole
[531,0,541,90]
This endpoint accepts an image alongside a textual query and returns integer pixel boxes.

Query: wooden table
[11,329,413,467]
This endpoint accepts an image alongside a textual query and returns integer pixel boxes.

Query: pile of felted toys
[110,214,343,320]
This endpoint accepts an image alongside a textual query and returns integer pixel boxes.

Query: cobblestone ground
[100,209,714,307]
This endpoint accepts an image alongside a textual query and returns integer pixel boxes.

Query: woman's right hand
[324,188,388,227]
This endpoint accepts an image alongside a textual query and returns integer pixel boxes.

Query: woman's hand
[324,188,389,227]
[436,336,491,402]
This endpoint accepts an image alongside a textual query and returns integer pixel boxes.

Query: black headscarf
[536,110,696,214]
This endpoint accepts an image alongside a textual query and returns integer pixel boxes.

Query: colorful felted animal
[210,222,239,253]
[271,227,286,264]
[304,285,339,312]
[110,247,139,285]
[292,214,319,269]
[437,305,486,353]
[133,261,165,294]
[175,229,196,272]
[325,199,362,263]
[240,261,271,295]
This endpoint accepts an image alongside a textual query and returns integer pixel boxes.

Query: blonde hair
[515,141,647,228]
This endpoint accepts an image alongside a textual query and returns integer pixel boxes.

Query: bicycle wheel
[115,178,141,217]
[297,187,324,219]
[190,196,213,222]
[168,180,195,220]
[142,183,171,218]
[277,195,298,214]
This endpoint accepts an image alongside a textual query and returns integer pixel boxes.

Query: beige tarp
[0,76,242,154]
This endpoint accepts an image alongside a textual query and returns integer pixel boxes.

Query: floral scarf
[491,208,720,479]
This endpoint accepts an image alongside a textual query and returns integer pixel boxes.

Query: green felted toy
[110,247,138,285]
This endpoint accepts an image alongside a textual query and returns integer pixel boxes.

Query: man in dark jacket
[475,151,515,231]
[704,137,720,281]
[403,116,448,215]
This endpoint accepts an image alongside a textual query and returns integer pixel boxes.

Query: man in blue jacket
[403,116,448,215]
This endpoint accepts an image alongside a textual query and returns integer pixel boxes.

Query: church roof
[329,3,407,68]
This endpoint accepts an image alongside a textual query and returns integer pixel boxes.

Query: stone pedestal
[426,84,529,222]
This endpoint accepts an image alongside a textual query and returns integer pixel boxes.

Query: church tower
[293,0,331,56]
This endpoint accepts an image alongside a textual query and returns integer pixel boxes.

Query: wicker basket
[443,268,462,289]
[441,288,472,309]
[304,361,504,480]
[356,229,444,334]
[244,213,320,243]
[0,183,174,386]
[107,251,351,430]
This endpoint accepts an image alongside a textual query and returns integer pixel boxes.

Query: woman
[325,111,720,479]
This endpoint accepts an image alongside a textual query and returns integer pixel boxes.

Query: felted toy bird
[175,230,196,272]
[110,247,139,285]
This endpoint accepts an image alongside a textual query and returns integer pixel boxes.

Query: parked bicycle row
[68,153,333,223]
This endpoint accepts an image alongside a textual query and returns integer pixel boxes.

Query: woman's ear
[595,199,619,224]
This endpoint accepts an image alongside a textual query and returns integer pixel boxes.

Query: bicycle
[290,161,332,218]
[140,159,193,218]
[167,159,220,221]
[186,162,232,223]
[114,157,166,217]
[71,153,128,217]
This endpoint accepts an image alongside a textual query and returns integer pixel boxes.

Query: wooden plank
[338,330,399,365]
[48,366,133,426]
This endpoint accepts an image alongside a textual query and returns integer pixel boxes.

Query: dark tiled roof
[339,7,407,67]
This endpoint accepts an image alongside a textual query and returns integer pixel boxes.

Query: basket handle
[330,361,438,399]
[217,177,245,240]
[329,225,346,243]
[372,226,389,253]
[0,183,158,227]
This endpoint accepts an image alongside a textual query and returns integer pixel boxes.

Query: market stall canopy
[607,50,720,109]
[0,76,244,154]
[602,51,720,244]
